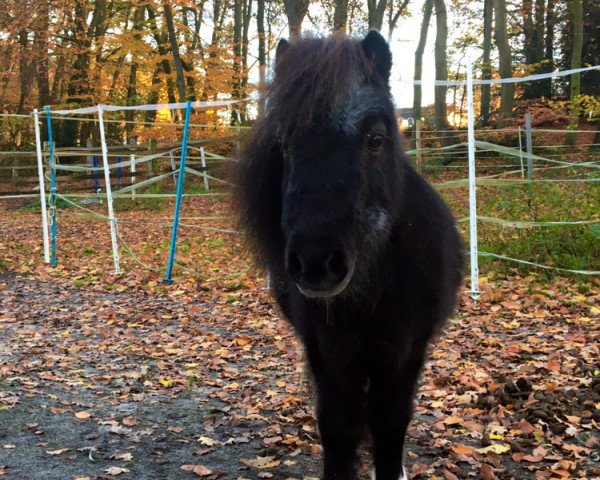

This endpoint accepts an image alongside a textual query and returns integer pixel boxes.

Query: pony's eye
[366,134,384,152]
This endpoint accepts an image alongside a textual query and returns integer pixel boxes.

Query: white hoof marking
[370,467,409,480]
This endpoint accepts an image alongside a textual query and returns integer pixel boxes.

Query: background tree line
[0,0,597,147]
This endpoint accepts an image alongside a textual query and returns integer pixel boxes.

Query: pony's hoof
[370,467,409,480]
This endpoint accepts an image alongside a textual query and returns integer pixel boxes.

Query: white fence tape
[479,252,600,276]
[51,98,250,115]
[477,216,600,228]
[414,65,599,87]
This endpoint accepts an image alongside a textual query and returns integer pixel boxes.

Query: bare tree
[567,0,583,144]
[367,0,387,31]
[283,0,310,39]
[163,2,187,102]
[480,0,493,125]
[412,0,433,145]
[433,0,450,141]
[257,0,266,113]
[494,0,514,120]
[387,0,411,40]
[33,1,51,108]
[333,0,349,32]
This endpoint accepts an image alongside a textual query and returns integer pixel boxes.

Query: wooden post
[147,139,156,174]
[415,120,422,173]
[86,138,93,187]
[201,147,209,191]
[129,135,137,199]
[169,150,177,186]
[517,126,525,179]
[525,112,533,180]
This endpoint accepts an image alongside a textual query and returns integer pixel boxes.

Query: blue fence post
[44,106,57,268]
[117,156,122,189]
[164,101,192,284]
[93,155,100,192]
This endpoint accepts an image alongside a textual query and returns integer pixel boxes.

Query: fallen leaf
[46,448,70,455]
[443,416,464,426]
[104,467,129,475]
[451,444,477,455]
[480,463,496,480]
[198,436,218,446]
[181,464,213,476]
[240,456,281,468]
[476,444,511,454]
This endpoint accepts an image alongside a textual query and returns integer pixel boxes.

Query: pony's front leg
[304,330,367,480]
[317,377,366,479]
[368,349,426,480]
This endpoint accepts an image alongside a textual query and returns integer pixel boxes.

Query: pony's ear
[275,39,291,75]
[276,39,290,59]
[360,30,392,81]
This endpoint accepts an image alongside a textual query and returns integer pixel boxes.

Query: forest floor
[0,196,599,480]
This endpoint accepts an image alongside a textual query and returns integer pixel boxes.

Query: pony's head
[274,32,404,299]
[237,31,406,300]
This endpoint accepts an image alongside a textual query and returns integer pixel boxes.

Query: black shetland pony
[234,31,464,480]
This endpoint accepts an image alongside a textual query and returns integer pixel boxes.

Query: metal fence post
[164,101,193,284]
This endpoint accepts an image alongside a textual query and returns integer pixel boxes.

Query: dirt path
[0,273,323,479]
[0,269,599,480]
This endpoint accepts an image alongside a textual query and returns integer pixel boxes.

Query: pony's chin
[296,269,354,299]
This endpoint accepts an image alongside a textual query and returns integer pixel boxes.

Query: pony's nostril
[327,250,347,278]
[287,251,302,276]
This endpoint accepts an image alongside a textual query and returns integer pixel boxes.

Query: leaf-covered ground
[0,197,599,480]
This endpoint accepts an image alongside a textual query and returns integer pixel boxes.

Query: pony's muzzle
[285,240,354,298]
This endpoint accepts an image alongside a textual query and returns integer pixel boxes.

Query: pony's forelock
[265,35,392,141]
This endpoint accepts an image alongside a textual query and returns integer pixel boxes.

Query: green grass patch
[19,196,82,212]
[451,181,600,278]
[113,183,166,211]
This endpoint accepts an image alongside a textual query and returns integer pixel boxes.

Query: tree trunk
[33,1,51,108]
[540,0,555,97]
[523,0,546,98]
[494,0,514,122]
[257,0,266,113]
[51,53,65,102]
[63,0,105,145]
[387,0,411,41]
[567,0,583,145]
[17,30,32,114]
[181,9,197,101]
[480,0,493,125]
[108,2,133,101]
[241,0,253,90]
[283,0,309,39]
[433,0,450,143]
[163,2,187,103]
[333,0,349,32]
[367,0,387,31]
[232,0,243,123]
[534,0,545,59]
[522,0,535,65]
[146,5,178,117]
[412,0,433,147]
[145,62,163,124]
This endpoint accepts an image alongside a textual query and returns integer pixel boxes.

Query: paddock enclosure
[0,67,599,479]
